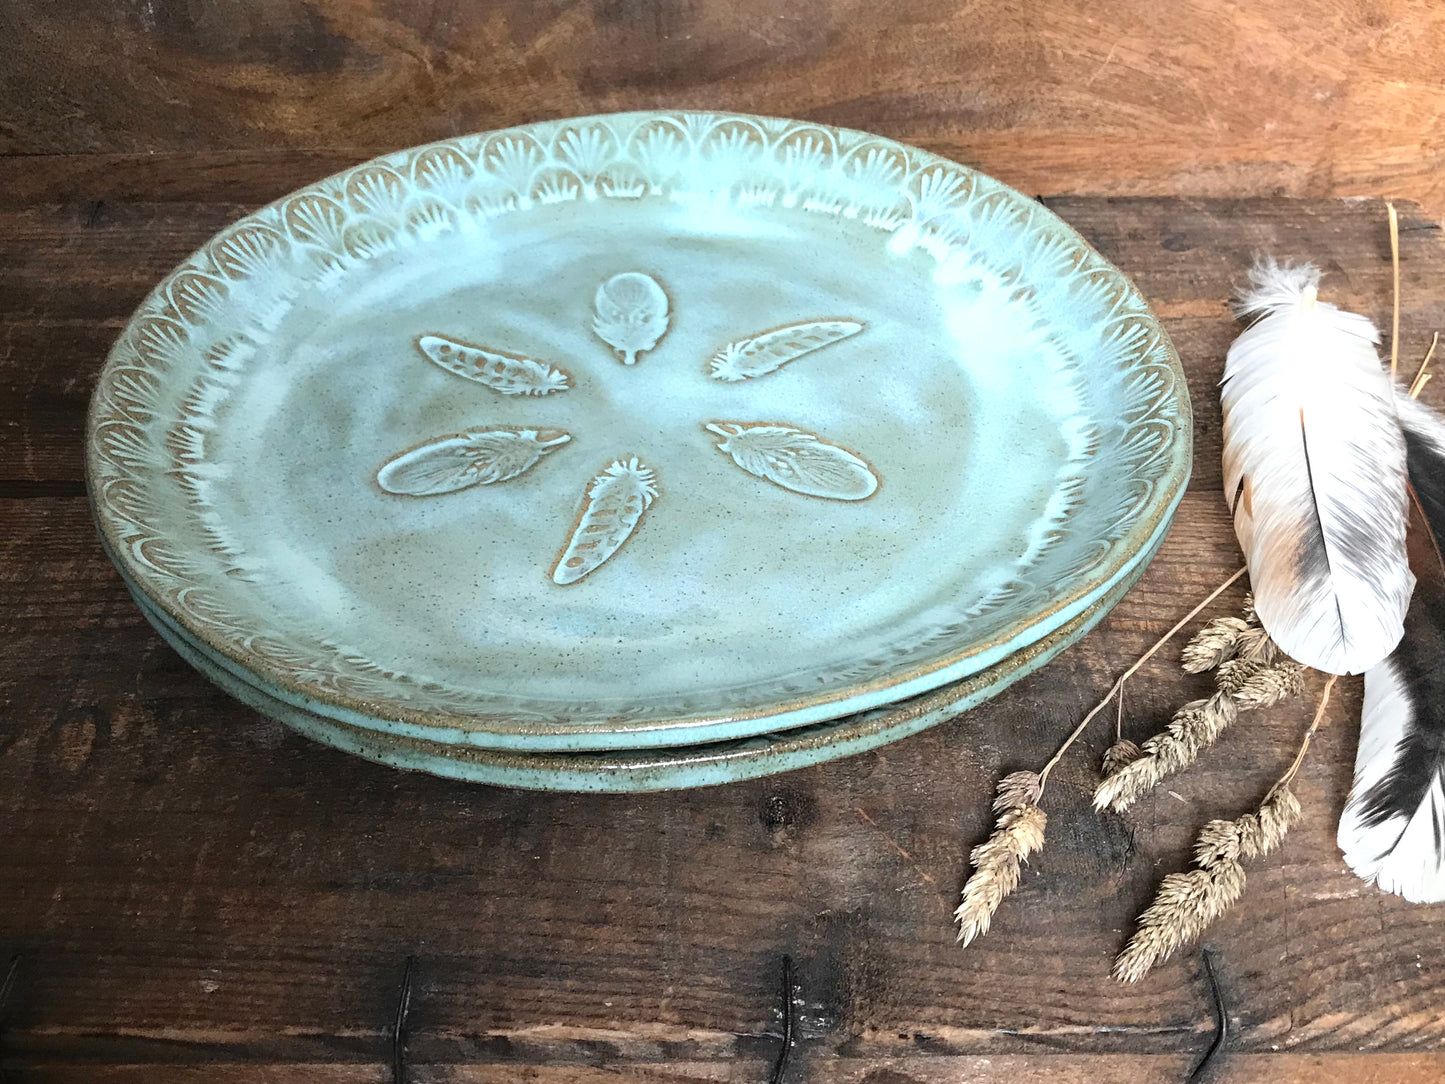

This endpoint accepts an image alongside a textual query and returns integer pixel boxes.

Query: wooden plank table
[2,164,1444,1082]
[5,0,1445,219]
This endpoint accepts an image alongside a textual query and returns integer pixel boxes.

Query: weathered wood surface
[3,0,1445,219]
[12,1054,1445,1084]
[3,178,1445,1082]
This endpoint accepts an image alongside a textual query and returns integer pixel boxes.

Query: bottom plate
[126,530,1157,792]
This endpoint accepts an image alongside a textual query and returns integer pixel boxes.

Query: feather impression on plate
[551,458,657,585]
[592,272,669,365]
[1339,394,1445,902]
[705,422,878,501]
[416,335,571,396]
[377,428,571,495]
[708,319,864,382]
[1221,261,1413,675]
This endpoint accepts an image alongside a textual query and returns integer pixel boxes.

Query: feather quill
[1221,261,1413,674]
[1339,394,1445,901]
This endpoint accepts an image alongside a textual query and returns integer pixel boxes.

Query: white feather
[1221,260,1413,674]
[1338,393,1445,902]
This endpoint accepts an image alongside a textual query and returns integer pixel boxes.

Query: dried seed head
[993,770,1042,813]
[1114,783,1307,983]
[1215,597,1290,672]
[1101,739,1143,778]
[955,804,1047,947]
[1216,657,1265,694]
[1113,861,1247,983]
[1181,616,1252,673]
[1094,758,1148,813]
[1232,662,1305,710]
[1233,627,1279,665]
[1238,787,1301,860]
[1096,647,1302,815]
[1096,692,1240,812]
[1167,692,1238,749]
[1193,819,1243,867]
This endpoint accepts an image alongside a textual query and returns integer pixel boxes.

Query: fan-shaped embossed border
[87,110,1191,739]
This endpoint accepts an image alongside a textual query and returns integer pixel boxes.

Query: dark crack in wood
[1189,947,1230,1083]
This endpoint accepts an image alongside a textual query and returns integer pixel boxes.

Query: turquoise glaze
[87,111,1191,756]
[119,525,1158,791]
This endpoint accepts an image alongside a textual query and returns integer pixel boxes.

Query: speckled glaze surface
[88,111,1190,753]
[115,526,1157,791]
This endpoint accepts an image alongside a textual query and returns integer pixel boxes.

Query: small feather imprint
[705,422,877,501]
[417,335,570,396]
[709,319,864,381]
[551,458,657,585]
[377,428,570,496]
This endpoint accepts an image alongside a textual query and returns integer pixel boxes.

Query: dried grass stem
[1113,788,1303,983]
[1389,200,1401,380]
[1095,616,1304,813]
[1113,674,1333,982]
[1038,567,1247,795]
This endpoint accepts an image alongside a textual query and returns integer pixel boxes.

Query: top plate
[88,111,1190,752]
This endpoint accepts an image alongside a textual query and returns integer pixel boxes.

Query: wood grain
[3,1,1445,218]
[13,1054,1445,1083]
[4,180,1445,1081]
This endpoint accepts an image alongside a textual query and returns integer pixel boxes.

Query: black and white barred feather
[1338,394,1445,902]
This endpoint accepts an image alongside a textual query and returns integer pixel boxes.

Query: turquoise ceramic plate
[116,525,1157,791]
[88,111,1189,753]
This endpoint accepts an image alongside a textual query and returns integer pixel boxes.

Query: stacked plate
[88,111,1190,792]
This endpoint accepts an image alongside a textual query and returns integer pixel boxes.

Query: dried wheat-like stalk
[1113,677,1333,983]
[1180,609,1279,674]
[1113,787,1303,983]
[1094,633,1303,813]
[1104,597,1270,784]
[1114,848,1246,983]
[1101,738,1142,777]
[1095,693,1234,805]
[956,571,1249,949]
[954,771,1046,946]
[1179,615,1253,672]
[1075,740,1296,974]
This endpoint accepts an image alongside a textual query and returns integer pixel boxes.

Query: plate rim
[122,524,1161,791]
[97,499,1181,752]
